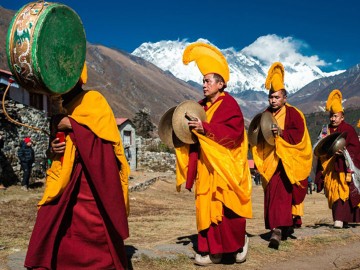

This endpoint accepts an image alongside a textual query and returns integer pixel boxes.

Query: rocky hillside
[84,44,202,125]
[0,6,202,127]
[288,64,360,114]
[0,6,14,69]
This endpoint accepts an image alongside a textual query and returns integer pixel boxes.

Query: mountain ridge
[1,6,359,128]
[132,39,345,94]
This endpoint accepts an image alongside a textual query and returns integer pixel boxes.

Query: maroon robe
[187,92,247,254]
[25,120,128,269]
[264,105,308,230]
[186,92,245,189]
[316,121,360,222]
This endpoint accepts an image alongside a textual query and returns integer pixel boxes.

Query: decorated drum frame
[6,1,86,95]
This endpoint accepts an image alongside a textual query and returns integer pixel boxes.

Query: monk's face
[329,112,344,127]
[268,90,287,111]
[202,74,224,102]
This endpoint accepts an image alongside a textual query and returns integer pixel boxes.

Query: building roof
[248,160,255,169]
[0,69,12,76]
[0,69,19,88]
[116,117,130,126]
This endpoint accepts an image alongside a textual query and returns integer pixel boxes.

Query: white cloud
[336,58,343,63]
[241,34,328,67]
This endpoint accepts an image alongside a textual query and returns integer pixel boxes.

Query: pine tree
[132,108,155,138]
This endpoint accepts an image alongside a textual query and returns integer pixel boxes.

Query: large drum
[6,1,86,95]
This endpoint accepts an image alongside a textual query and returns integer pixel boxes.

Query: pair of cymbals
[248,111,278,146]
[158,107,184,148]
[314,132,347,158]
[158,100,206,147]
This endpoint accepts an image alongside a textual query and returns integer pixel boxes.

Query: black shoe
[281,226,294,240]
[269,228,281,249]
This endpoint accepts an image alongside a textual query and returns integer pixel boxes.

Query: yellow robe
[251,104,312,216]
[320,155,349,208]
[176,98,252,232]
[252,105,312,186]
[39,90,130,214]
[317,121,360,209]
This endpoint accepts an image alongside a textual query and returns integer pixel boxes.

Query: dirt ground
[1,173,360,270]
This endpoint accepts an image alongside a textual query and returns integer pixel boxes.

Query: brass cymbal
[248,113,262,147]
[314,131,347,157]
[158,106,184,148]
[260,111,278,146]
[172,100,206,144]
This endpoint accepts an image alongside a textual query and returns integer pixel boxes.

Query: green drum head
[33,5,86,94]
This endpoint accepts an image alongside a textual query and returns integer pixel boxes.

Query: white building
[116,118,136,171]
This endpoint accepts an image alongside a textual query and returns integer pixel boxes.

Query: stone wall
[0,97,177,186]
[136,137,176,173]
[0,98,49,186]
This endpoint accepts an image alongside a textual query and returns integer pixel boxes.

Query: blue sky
[2,0,359,72]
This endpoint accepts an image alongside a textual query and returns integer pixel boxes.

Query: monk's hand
[51,137,66,154]
[335,148,344,156]
[186,113,204,134]
[271,124,282,137]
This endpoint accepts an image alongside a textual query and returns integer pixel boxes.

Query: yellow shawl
[317,126,360,208]
[252,104,312,187]
[176,98,252,232]
[320,155,350,208]
[38,91,130,214]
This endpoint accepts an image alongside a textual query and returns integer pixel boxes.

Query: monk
[24,64,130,269]
[315,89,360,228]
[251,62,312,249]
[176,42,252,266]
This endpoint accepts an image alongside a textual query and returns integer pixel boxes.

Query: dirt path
[1,174,360,270]
[125,178,360,270]
[265,240,360,270]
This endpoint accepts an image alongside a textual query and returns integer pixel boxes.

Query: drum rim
[6,3,27,82]
[6,2,86,95]
[33,4,86,94]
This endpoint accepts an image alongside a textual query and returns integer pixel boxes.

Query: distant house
[116,118,136,170]
[2,67,138,151]
[248,159,255,170]
[0,68,50,112]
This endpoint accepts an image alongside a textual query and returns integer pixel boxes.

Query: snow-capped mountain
[132,37,344,94]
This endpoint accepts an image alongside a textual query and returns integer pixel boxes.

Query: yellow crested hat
[79,62,87,85]
[265,62,285,91]
[326,89,343,113]
[183,42,229,83]
[357,120,360,128]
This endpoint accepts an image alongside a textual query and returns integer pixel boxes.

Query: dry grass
[1,176,360,270]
